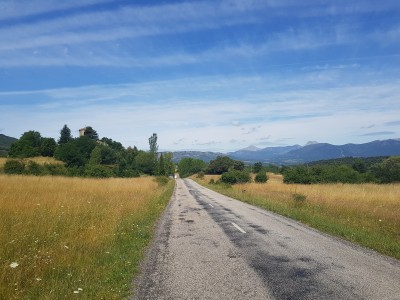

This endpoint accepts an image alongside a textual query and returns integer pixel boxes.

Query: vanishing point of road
[133,178,400,300]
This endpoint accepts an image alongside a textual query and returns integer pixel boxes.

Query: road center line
[209,203,214,208]
[232,222,246,233]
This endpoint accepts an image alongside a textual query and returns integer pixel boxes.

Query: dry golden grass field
[0,175,174,299]
[196,173,400,259]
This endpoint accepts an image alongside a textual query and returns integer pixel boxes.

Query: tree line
[178,156,268,184]
[4,125,174,178]
[178,155,400,185]
[282,156,400,184]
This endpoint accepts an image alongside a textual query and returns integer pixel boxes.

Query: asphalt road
[133,178,400,300]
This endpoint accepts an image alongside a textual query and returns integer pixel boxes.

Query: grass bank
[195,174,400,260]
[0,175,174,299]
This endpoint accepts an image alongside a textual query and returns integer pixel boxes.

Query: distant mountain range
[172,139,400,165]
[171,151,225,163]
[2,132,399,165]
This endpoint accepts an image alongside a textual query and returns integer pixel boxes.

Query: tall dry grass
[0,175,174,299]
[198,174,400,259]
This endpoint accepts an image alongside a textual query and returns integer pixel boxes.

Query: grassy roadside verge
[0,175,174,299]
[194,174,400,260]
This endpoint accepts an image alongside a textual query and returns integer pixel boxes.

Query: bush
[283,166,316,184]
[292,193,307,202]
[206,156,244,174]
[26,161,43,176]
[84,165,113,178]
[155,176,169,186]
[221,169,251,184]
[197,171,205,179]
[371,156,400,183]
[121,169,140,178]
[255,172,268,183]
[43,163,68,176]
[209,178,215,184]
[4,160,25,174]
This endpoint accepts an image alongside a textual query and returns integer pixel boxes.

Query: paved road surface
[133,179,400,300]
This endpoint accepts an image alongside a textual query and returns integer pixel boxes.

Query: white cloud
[2,74,399,151]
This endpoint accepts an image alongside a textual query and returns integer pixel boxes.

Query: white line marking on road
[209,203,214,208]
[232,222,246,233]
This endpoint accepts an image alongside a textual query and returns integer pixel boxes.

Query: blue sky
[0,0,399,152]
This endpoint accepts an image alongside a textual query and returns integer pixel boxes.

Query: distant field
[0,175,174,299]
[195,174,400,259]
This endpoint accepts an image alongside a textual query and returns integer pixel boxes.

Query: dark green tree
[158,153,166,176]
[135,151,157,175]
[58,124,72,144]
[371,156,400,183]
[54,142,86,167]
[40,137,57,157]
[149,133,158,154]
[255,171,268,183]
[221,169,251,184]
[82,126,99,140]
[206,156,244,174]
[163,152,175,175]
[9,131,42,157]
[101,137,124,151]
[54,137,96,167]
[178,157,206,178]
[253,162,263,173]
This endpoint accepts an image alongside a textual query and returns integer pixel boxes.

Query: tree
[135,151,157,175]
[163,152,175,175]
[54,141,86,167]
[40,137,57,157]
[149,133,158,154]
[9,131,42,157]
[101,137,124,151]
[255,171,268,183]
[58,124,72,144]
[82,126,99,140]
[220,169,251,184]
[206,156,244,174]
[88,145,102,165]
[89,144,117,165]
[158,153,166,176]
[371,156,400,183]
[253,162,263,173]
[178,158,206,178]
[54,137,96,167]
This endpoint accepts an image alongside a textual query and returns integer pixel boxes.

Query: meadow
[196,174,400,259]
[0,175,174,299]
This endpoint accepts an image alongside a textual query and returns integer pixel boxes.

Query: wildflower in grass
[10,262,19,268]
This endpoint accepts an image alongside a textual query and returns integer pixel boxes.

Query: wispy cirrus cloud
[361,131,396,137]
[384,120,400,126]
[1,0,399,68]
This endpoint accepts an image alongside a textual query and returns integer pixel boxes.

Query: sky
[0,0,399,152]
